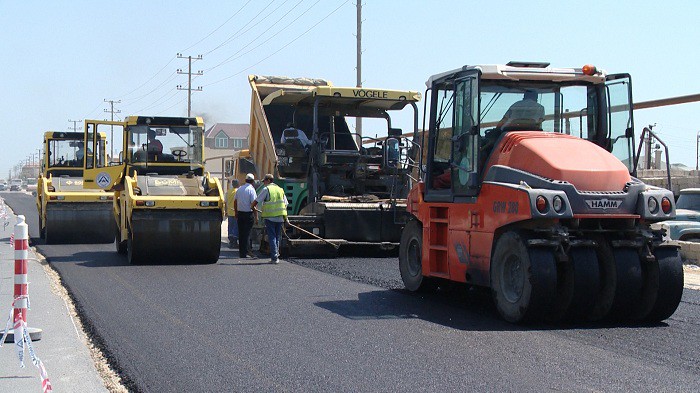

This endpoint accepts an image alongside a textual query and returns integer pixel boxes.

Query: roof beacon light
[582,64,598,76]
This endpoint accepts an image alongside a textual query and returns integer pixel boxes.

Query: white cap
[245,173,255,180]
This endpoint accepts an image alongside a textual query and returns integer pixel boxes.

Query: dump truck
[240,75,421,254]
[81,116,224,264]
[36,131,115,244]
[400,62,683,323]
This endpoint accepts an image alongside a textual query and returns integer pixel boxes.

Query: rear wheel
[549,247,601,322]
[608,248,643,321]
[566,247,600,320]
[490,231,557,323]
[644,247,684,322]
[399,220,431,292]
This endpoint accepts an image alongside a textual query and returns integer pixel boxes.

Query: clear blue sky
[2,0,699,178]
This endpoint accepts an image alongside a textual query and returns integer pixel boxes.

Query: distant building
[21,163,40,179]
[203,123,249,184]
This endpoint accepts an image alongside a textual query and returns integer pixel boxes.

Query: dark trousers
[236,211,254,257]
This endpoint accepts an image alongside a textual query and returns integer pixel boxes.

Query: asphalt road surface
[3,192,699,392]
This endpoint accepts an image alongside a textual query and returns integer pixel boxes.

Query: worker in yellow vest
[225,179,239,248]
[251,173,289,263]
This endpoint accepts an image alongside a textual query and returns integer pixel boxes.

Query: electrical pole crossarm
[177,54,204,117]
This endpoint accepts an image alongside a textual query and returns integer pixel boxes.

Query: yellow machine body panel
[81,116,224,264]
[36,131,115,244]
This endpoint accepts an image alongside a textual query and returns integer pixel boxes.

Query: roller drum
[129,209,221,264]
[45,202,115,244]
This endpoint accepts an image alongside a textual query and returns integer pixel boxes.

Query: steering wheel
[172,149,188,160]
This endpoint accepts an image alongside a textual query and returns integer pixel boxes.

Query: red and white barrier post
[14,214,29,325]
[9,215,42,341]
[1,215,51,392]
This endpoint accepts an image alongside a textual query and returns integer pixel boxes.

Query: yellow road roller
[36,131,115,244]
[81,116,224,264]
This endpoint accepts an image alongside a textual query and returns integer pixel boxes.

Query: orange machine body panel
[487,132,631,192]
[410,182,540,287]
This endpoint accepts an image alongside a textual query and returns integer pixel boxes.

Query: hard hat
[245,173,255,180]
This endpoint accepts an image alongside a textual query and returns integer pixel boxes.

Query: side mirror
[383,138,400,169]
[238,157,257,175]
[225,159,234,177]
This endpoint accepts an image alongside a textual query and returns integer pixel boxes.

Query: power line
[208,0,294,57]
[179,0,255,53]
[114,57,176,100]
[112,2,256,102]
[202,0,280,56]
[156,97,189,116]
[121,72,178,105]
[84,101,105,119]
[134,88,180,113]
[203,0,350,87]
[134,75,202,113]
[205,0,313,73]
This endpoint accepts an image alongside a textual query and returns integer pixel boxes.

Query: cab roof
[251,75,421,112]
[44,131,84,140]
[44,131,106,140]
[426,62,608,87]
[123,116,204,127]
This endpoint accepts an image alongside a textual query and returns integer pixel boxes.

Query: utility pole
[68,119,83,132]
[177,53,203,117]
[696,130,700,171]
[104,99,121,161]
[355,1,363,143]
[645,124,655,170]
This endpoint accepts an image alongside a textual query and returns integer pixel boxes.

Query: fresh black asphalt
[3,192,699,392]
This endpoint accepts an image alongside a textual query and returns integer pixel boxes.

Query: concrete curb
[0,200,112,392]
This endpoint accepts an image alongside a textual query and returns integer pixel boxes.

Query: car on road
[25,177,37,196]
[0,183,6,191]
[657,188,700,241]
[9,179,22,191]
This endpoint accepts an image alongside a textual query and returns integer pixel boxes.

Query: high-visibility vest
[225,187,237,216]
[261,184,287,218]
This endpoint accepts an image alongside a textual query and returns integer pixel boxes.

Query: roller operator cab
[400,62,683,323]
[36,131,115,244]
[82,116,224,264]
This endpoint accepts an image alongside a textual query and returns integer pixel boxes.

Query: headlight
[552,195,565,213]
[647,197,659,214]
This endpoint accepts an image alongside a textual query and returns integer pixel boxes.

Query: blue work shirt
[234,183,257,212]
